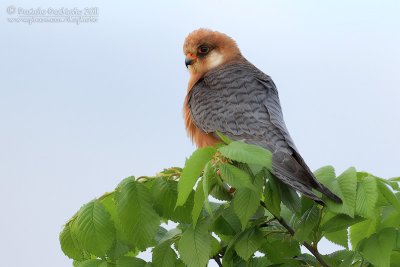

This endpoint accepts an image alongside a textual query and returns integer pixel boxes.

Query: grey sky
[0,1,399,266]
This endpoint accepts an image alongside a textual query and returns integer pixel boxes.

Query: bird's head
[183,29,242,75]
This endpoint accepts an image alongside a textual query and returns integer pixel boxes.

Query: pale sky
[0,1,399,266]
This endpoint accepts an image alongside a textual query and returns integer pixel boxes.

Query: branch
[260,201,330,267]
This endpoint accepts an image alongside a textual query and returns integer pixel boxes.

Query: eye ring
[198,45,210,54]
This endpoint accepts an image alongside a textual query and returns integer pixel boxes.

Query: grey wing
[188,61,341,204]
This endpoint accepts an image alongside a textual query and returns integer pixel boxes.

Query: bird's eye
[198,45,210,54]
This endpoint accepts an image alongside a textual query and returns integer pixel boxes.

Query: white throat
[207,51,224,69]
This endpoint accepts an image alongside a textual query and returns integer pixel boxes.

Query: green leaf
[76,260,106,267]
[152,241,177,267]
[192,178,206,227]
[233,187,261,229]
[380,206,400,229]
[294,205,320,242]
[115,256,147,267]
[209,182,232,201]
[152,178,194,223]
[107,240,133,261]
[177,147,216,206]
[315,167,357,217]
[218,141,272,169]
[211,206,241,235]
[157,227,182,244]
[60,223,85,260]
[260,234,301,264]
[234,228,265,260]
[389,176,400,182]
[263,177,281,217]
[321,214,365,233]
[325,229,348,248]
[323,250,354,267]
[355,175,378,218]
[115,179,160,250]
[359,228,397,267]
[178,222,211,267]
[378,177,400,191]
[278,179,301,215]
[72,201,115,257]
[172,190,194,223]
[349,218,377,249]
[151,178,177,219]
[210,236,221,258]
[215,131,232,144]
[391,251,400,267]
[219,163,258,191]
[247,257,272,267]
[202,163,214,217]
[377,180,400,212]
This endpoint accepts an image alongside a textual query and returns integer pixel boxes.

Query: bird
[182,28,342,204]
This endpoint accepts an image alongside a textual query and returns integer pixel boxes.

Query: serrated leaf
[178,222,211,267]
[107,240,133,261]
[151,178,177,218]
[218,141,272,169]
[378,180,400,212]
[192,178,206,227]
[264,178,281,217]
[315,167,357,217]
[349,218,377,248]
[247,257,272,267]
[392,251,400,267]
[355,176,378,218]
[294,253,318,266]
[152,241,177,267]
[233,187,260,229]
[60,224,85,260]
[294,205,320,242]
[234,228,264,260]
[211,207,241,235]
[323,249,354,267]
[325,229,348,248]
[76,260,105,267]
[173,190,194,223]
[115,179,160,250]
[210,182,232,201]
[202,163,214,217]
[359,228,397,267]
[215,131,232,144]
[219,163,258,191]
[177,147,216,206]
[380,206,400,229]
[116,256,147,267]
[210,236,221,257]
[72,201,116,257]
[152,178,194,223]
[279,182,302,215]
[260,235,301,264]
[158,227,182,244]
[321,214,365,233]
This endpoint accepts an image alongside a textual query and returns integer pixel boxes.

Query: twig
[260,201,330,267]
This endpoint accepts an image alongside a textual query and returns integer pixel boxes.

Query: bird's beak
[185,53,197,68]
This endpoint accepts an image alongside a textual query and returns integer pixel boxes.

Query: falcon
[183,29,341,204]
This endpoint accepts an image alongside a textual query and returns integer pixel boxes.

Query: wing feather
[188,60,341,203]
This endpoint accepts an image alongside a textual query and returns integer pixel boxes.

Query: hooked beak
[185,53,197,68]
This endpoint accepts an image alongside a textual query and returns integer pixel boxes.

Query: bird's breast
[183,96,219,148]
